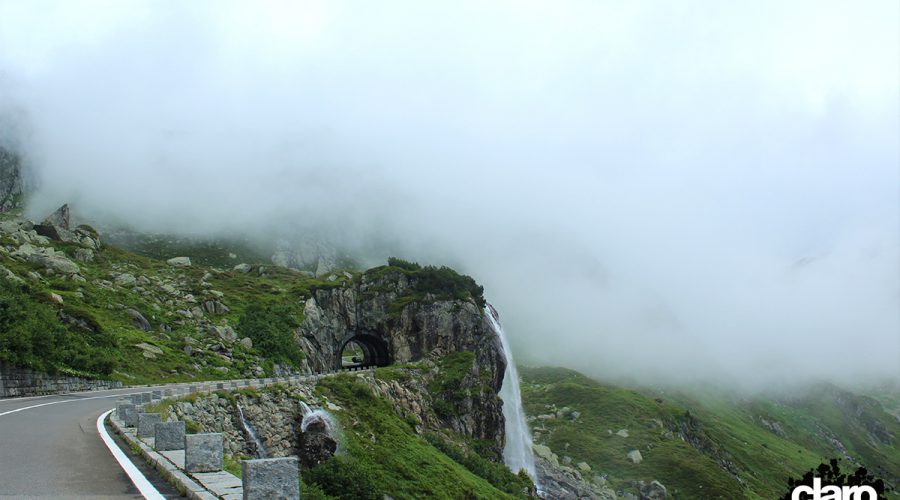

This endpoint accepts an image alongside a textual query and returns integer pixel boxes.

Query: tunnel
[336,333,390,370]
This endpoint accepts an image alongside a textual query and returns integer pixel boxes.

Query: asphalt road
[0,388,181,499]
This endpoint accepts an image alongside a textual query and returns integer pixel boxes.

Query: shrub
[236,302,304,368]
[303,455,382,500]
[385,258,486,308]
[0,279,116,375]
[425,434,535,496]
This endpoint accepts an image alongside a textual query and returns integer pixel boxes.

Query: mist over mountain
[0,1,897,388]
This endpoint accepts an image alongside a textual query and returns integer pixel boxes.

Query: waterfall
[486,306,538,484]
[301,407,338,435]
[299,401,313,416]
[236,404,268,458]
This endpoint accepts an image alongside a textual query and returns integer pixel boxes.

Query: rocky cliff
[296,265,507,455]
[0,149,23,213]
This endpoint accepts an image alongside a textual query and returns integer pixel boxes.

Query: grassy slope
[521,367,900,499]
[312,375,519,499]
[0,209,350,383]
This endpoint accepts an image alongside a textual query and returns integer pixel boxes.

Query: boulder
[239,337,253,349]
[298,413,338,469]
[233,263,251,273]
[135,342,163,356]
[167,256,191,267]
[73,248,94,263]
[127,308,152,331]
[639,480,667,500]
[627,450,643,464]
[115,273,137,286]
[42,204,70,229]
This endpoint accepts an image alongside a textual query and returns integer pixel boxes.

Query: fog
[1,1,897,388]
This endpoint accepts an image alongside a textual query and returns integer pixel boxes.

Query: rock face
[296,268,507,452]
[0,148,23,213]
[297,411,338,468]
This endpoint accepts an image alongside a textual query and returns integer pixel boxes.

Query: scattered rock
[135,342,163,359]
[0,264,23,284]
[73,248,94,263]
[115,273,137,287]
[534,444,559,467]
[638,480,667,500]
[576,462,591,473]
[50,292,64,304]
[627,449,643,464]
[167,256,192,267]
[202,300,230,315]
[616,429,630,438]
[42,204,70,229]
[233,263,251,273]
[239,337,253,349]
[127,308,152,331]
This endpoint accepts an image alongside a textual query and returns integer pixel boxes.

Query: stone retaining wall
[0,361,122,398]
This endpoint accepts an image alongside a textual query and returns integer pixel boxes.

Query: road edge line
[96,409,165,500]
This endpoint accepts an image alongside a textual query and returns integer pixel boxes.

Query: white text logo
[791,478,878,500]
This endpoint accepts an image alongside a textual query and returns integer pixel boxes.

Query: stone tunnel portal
[336,333,390,370]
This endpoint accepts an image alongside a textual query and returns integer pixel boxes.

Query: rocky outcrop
[0,148,23,213]
[295,268,507,452]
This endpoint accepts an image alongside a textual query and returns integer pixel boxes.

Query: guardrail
[109,368,375,499]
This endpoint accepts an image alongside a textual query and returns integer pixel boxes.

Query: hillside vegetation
[521,367,900,499]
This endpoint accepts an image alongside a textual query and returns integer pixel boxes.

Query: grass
[311,374,526,499]
[520,367,900,499]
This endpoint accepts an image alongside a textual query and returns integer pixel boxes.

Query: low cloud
[1,0,897,388]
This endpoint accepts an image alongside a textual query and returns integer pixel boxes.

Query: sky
[0,0,897,388]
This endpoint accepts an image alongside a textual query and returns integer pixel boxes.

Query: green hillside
[521,366,899,499]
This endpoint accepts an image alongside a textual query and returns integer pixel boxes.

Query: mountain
[521,366,900,499]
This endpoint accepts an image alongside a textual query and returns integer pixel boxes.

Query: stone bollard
[154,421,185,451]
[241,457,300,500]
[138,413,162,438]
[118,402,138,427]
[185,433,224,473]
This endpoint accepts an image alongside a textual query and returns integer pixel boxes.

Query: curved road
[0,388,178,498]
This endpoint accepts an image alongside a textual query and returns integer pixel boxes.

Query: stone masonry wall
[0,361,122,398]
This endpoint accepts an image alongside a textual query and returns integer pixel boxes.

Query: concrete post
[138,413,162,438]
[185,433,224,473]
[241,457,300,500]
[154,421,185,451]
[117,402,138,427]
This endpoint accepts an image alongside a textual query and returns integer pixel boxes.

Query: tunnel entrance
[337,334,390,370]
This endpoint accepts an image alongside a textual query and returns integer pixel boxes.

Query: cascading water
[236,404,268,458]
[486,305,538,485]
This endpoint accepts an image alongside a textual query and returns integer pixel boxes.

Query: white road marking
[0,393,127,417]
[96,409,165,500]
